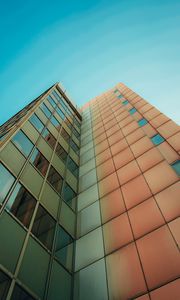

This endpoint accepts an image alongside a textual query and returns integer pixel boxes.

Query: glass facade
[0,82,179,299]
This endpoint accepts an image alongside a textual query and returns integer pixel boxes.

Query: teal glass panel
[118,95,123,98]
[122,100,129,105]
[12,130,34,157]
[62,183,77,208]
[29,114,44,133]
[70,140,79,154]
[0,212,26,272]
[72,127,80,139]
[151,134,165,145]
[129,108,137,115]
[48,95,57,108]
[31,205,56,250]
[67,157,79,178]
[48,260,72,300]
[51,116,61,129]
[0,269,11,300]
[18,236,50,298]
[40,103,51,118]
[11,284,35,300]
[138,118,148,127]
[171,160,180,176]
[6,183,36,228]
[56,106,65,120]
[0,163,15,204]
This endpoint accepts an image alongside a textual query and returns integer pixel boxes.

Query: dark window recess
[11,284,35,300]
[12,130,34,157]
[72,127,80,139]
[51,116,61,130]
[55,143,68,162]
[30,148,49,176]
[31,205,56,250]
[171,160,180,176]
[0,163,15,204]
[74,118,81,129]
[56,106,65,120]
[138,118,148,127]
[151,134,165,145]
[61,128,70,143]
[47,95,57,108]
[6,184,36,228]
[67,157,79,178]
[0,270,11,300]
[29,114,44,133]
[62,183,77,207]
[42,128,56,149]
[40,103,52,118]
[70,139,79,154]
[64,118,72,129]
[47,166,63,193]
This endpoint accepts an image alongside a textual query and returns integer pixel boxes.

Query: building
[0,82,179,300]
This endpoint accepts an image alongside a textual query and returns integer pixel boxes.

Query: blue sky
[0,0,180,125]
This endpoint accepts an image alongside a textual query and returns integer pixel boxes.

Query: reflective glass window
[11,284,35,300]
[40,103,51,118]
[56,106,65,120]
[42,128,56,149]
[31,205,56,250]
[55,143,68,162]
[74,118,81,129]
[30,148,49,176]
[52,90,62,102]
[62,183,77,207]
[50,116,61,129]
[67,157,79,177]
[171,160,180,176]
[0,163,15,204]
[0,270,11,299]
[118,95,123,98]
[129,107,137,114]
[61,128,70,142]
[122,100,129,105]
[72,127,80,139]
[47,166,63,193]
[138,118,148,127]
[151,134,165,145]
[64,118,72,129]
[70,140,79,154]
[12,130,34,156]
[6,183,36,228]
[48,95,57,108]
[29,114,44,133]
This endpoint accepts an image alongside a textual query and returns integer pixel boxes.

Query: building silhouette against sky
[0,82,179,300]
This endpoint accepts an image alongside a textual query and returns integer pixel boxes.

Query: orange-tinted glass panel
[136,225,180,289]
[117,160,141,185]
[137,147,164,172]
[168,218,180,248]
[134,295,150,300]
[98,172,119,198]
[126,128,145,145]
[143,108,160,120]
[150,279,180,300]
[130,136,154,158]
[108,130,124,146]
[95,139,109,155]
[111,138,128,156]
[119,116,133,128]
[95,148,112,166]
[113,147,134,170]
[149,114,170,128]
[122,121,139,136]
[167,132,180,152]
[157,120,179,139]
[157,142,180,164]
[94,132,106,145]
[106,124,119,138]
[141,123,157,138]
[97,158,115,181]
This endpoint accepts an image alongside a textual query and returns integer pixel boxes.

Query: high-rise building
[0,82,179,300]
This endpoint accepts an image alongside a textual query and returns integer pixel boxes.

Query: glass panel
[31,205,56,250]
[30,148,49,176]
[64,118,72,129]
[29,114,44,133]
[56,106,65,120]
[51,116,61,129]
[72,127,80,139]
[0,163,15,204]
[138,118,148,127]
[151,134,165,145]
[11,284,35,300]
[62,183,77,207]
[12,130,34,157]
[47,166,63,193]
[42,128,56,149]
[70,140,79,154]
[61,128,70,142]
[48,95,57,108]
[98,172,119,198]
[129,107,137,114]
[67,157,79,178]
[55,143,67,162]
[122,100,129,105]
[0,270,10,300]
[40,103,51,118]
[6,183,36,228]
[171,160,180,176]
[150,279,180,300]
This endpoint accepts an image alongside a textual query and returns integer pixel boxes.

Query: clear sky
[0,0,180,125]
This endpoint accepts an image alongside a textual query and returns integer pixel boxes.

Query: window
[138,118,148,127]
[62,183,77,207]
[56,106,65,120]
[47,95,57,108]
[129,108,137,115]
[12,130,34,157]
[122,100,129,105]
[118,95,123,99]
[64,118,72,129]
[6,183,36,228]
[67,157,79,177]
[29,114,44,133]
[31,205,56,250]
[74,118,81,129]
[55,143,68,162]
[114,89,118,93]
[30,148,49,176]
[47,166,63,193]
[0,270,11,299]
[42,128,56,149]
[0,164,15,204]
[151,134,165,145]
[171,160,180,176]
[51,116,61,129]
[61,128,70,143]
[52,90,62,102]
[70,139,79,154]
[40,103,52,118]
[72,127,80,139]
[11,284,35,300]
